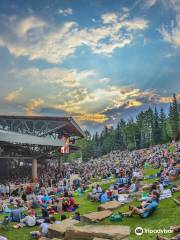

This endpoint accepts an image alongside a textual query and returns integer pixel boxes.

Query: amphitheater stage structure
[0,115,84,182]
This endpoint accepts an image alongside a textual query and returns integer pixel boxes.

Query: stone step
[93,238,129,240]
[93,238,111,240]
[65,225,130,240]
[81,210,112,223]
[52,238,64,240]
[39,238,51,240]
[47,219,79,239]
[98,201,121,211]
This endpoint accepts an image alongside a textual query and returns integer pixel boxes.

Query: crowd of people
[0,141,179,239]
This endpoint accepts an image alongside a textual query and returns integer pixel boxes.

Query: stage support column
[32,159,37,182]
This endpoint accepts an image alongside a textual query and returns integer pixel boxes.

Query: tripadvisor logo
[135,227,173,235]
[135,227,144,236]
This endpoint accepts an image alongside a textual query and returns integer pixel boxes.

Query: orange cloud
[159,96,173,103]
[125,99,143,108]
[75,113,109,123]
[159,94,180,103]
[4,87,22,102]
[25,98,44,116]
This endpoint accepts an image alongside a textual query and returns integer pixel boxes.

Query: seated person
[64,189,69,198]
[117,177,127,186]
[57,200,62,214]
[99,190,109,203]
[150,181,158,192]
[111,187,119,201]
[118,178,137,194]
[157,182,164,193]
[88,185,102,201]
[48,200,59,214]
[52,200,59,213]
[38,217,51,237]
[88,186,97,199]
[21,192,27,202]
[69,196,75,207]
[31,197,39,209]
[10,207,25,222]
[53,186,58,194]
[11,188,19,197]
[140,190,160,205]
[73,212,81,221]
[14,199,23,208]
[26,185,32,194]
[67,197,79,212]
[20,210,36,227]
[129,181,137,193]
[96,185,102,194]
[42,194,51,204]
[28,207,35,216]
[37,195,44,204]
[76,187,83,196]
[9,196,14,203]
[107,189,113,199]
[41,205,49,218]
[62,199,69,212]
[124,195,158,218]
[140,190,160,204]
[161,176,172,187]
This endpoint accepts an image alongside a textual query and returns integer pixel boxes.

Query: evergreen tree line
[74,94,180,162]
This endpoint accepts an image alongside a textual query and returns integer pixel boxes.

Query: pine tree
[153,107,161,144]
[169,94,180,140]
[114,122,124,150]
[146,107,154,145]
[159,108,168,142]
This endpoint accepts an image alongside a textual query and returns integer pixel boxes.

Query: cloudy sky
[0,0,179,132]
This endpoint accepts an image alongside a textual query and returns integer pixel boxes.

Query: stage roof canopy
[0,115,85,138]
[0,115,84,159]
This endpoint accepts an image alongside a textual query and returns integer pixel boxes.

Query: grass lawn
[0,169,179,240]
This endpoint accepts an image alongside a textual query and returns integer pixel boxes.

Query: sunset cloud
[25,98,44,116]
[53,86,158,118]
[75,113,109,123]
[4,87,23,102]
[125,99,143,108]
[159,94,180,103]
[1,65,175,125]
